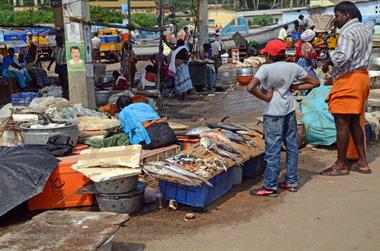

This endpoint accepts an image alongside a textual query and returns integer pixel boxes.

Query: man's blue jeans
[263,111,298,190]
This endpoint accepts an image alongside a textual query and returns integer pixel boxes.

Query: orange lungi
[326,69,370,160]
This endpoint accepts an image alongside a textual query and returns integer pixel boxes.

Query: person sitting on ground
[278,24,289,41]
[112,71,129,90]
[25,43,49,89]
[150,45,168,78]
[140,65,157,91]
[247,39,320,197]
[116,96,178,150]
[1,48,31,89]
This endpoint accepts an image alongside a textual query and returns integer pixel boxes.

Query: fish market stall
[143,122,265,208]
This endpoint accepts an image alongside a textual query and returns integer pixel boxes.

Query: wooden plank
[0,211,129,251]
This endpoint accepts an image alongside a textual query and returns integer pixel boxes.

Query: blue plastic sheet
[300,85,336,145]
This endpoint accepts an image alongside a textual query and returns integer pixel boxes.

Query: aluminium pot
[95,176,138,194]
[96,189,144,214]
[236,67,253,77]
[236,67,254,85]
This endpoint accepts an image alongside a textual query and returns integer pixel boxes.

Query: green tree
[252,15,274,26]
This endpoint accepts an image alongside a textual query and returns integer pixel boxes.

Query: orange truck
[98,28,123,62]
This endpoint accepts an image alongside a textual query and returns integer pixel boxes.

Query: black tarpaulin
[0,146,59,217]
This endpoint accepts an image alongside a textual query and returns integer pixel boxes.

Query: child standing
[247,39,319,196]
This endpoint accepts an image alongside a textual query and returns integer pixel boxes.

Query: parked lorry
[98,28,123,62]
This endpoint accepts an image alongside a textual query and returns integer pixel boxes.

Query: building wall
[310,0,335,7]
[89,0,156,13]
[208,8,237,28]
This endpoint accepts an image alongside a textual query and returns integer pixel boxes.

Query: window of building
[209,19,216,25]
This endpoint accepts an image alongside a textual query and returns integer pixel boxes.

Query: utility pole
[198,0,208,52]
[62,0,96,108]
[127,0,132,89]
[157,0,164,91]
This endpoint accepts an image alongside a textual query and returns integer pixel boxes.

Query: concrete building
[89,0,157,13]
[238,7,308,25]
[208,6,237,29]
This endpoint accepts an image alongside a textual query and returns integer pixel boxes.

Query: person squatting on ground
[247,39,320,197]
[321,1,373,176]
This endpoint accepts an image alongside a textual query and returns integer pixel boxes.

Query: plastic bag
[300,85,336,146]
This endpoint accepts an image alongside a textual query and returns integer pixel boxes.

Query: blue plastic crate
[291,31,302,41]
[242,154,266,178]
[11,92,40,106]
[159,168,233,208]
[365,122,375,141]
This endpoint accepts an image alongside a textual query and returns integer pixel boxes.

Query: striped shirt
[331,18,373,79]
[51,46,67,65]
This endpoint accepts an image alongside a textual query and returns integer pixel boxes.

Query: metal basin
[236,67,253,77]
[95,176,138,194]
[20,123,79,145]
[96,190,144,214]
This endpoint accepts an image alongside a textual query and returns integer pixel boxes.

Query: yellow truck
[98,28,123,62]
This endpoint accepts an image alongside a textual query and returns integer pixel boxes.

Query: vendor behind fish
[117,96,178,150]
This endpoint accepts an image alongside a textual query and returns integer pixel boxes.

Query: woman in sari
[168,40,193,98]
[1,48,31,89]
[296,29,318,79]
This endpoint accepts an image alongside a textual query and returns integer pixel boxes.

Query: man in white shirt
[299,15,315,30]
[91,33,101,63]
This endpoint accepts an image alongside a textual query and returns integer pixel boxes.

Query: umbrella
[0,146,59,217]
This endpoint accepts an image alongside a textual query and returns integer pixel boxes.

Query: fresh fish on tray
[221,129,248,142]
[207,122,247,132]
[163,163,213,187]
[143,163,199,186]
[186,126,212,136]
[201,137,243,166]
[201,130,234,145]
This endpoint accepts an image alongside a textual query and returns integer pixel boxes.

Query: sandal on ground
[351,163,372,174]
[320,166,350,176]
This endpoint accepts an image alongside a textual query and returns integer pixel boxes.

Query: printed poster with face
[66,41,85,72]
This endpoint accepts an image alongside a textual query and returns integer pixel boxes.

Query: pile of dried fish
[143,154,230,187]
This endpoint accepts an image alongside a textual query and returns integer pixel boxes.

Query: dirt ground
[110,143,380,251]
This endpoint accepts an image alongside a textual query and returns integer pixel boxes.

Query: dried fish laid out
[143,155,230,187]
